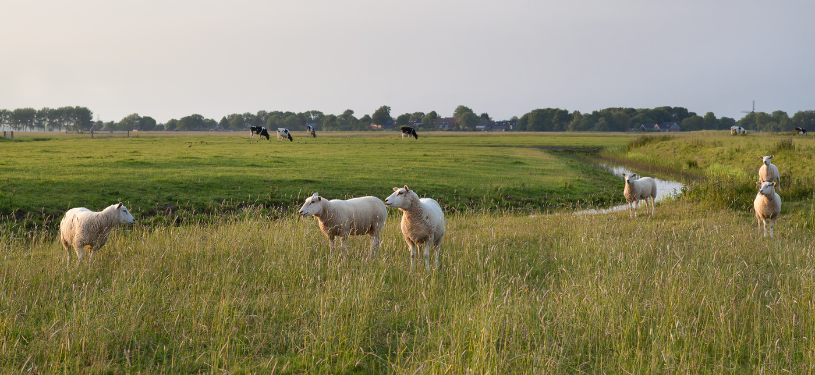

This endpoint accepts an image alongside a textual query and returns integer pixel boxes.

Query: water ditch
[575,163,686,215]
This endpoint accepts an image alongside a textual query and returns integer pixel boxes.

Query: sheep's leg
[769,219,775,237]
[633,200,639,218]
[407,240,416,271]
[340,236,349,260]
[628,202,633,218]
[649,196,656,216]
[74,243,85,263]
[328,236,336,253]
[433,240,442,270]
[368,234,381,260]
[424,242,431,270]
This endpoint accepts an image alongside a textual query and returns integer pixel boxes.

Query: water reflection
[575,164,685,215]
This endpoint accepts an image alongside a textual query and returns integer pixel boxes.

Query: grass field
[3,131,815,373]
[0,131,632,228]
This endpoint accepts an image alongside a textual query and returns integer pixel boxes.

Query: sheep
[754,181,781,237]
[59,203,135,263]
[384,185,445,270]
[758,155,780,190]
[298,193,387,259]
[622,173,657,218]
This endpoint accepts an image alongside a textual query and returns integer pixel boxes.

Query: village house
[640,122,680,132]
[434,117,458,131]
[475,119,495,132]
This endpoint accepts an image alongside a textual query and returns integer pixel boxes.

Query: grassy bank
[2,201,815,373]
[0,132,632,228]
[606,131,815,229]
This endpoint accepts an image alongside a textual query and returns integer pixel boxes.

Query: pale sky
[1,0,813,123]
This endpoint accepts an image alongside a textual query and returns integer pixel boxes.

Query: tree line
[2,105,814,133]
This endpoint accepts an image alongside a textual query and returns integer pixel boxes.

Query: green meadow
[0,131,630,227]
[3,131,815,373]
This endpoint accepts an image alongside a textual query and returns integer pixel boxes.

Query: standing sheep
[758,155,780,190]
[385,185,445,270]
[59,203,136,263]
[754,181,781,237]
[622,173,658,218]
[298,193,387,259]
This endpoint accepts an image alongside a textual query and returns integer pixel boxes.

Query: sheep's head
[622,173,638,184]
[760,155,774,165]
[385,185,413,209]
[756,181,776,196]
[299,193,324,217]
[114,203,136,225]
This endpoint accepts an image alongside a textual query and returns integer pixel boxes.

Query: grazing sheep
[299,193,387,259]
[754,181,781,237]
[59,203,136,263]
[385,185,445,270]
[758,155,780,190]
[622,173,658,218]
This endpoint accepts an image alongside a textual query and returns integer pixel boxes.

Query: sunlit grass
[3,200,815,373]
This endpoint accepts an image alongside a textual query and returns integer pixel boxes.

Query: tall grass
[3,202,815,373]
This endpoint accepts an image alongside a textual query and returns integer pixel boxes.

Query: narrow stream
[575,164,686,215]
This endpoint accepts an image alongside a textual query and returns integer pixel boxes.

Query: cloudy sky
[1,0,813,123]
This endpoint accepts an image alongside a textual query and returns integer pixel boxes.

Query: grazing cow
[400,126,418,140]
[250,126,270,141]
[277,128,293,142]
[306,125,317,138]
[730,126,746,135]
[796,127,808,135]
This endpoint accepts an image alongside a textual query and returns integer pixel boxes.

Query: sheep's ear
[621,173,626,177]
[404,185,410,192]
[771,182,776,186]
[393,187,399,192]
[770,155,774,158]
[116,203,122,209]
[756,181,762,185]
[312,192,319,198]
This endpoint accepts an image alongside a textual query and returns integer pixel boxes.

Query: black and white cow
[250,126,270,141]
[796,127,808,135]
[277,128,293,142]
[306,125,316,138]
[400,126,418,140]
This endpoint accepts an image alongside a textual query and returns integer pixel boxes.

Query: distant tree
[396,113,411,126]
[140,116,157,131]
[177,114,205,131]
[203,118,218,130]
[242,112,257,126]
[12,108,36,131]
[510,116,518,121]
[791,110,815,130]
[165,119,178,131]
[219,116,230,130]
[592,117,609,132]
[117,113,142,131]
[410,112,425,121]
[228,114,245,130]
[453,105,474,118]
[358,114,373,129]
[283,115,300,129]
[372,105,392,126]
[480,112,490,120]
[681,115,704,131]
[719,117,736,129]
[772,110,791,131]
[321,114,339,130]
[420,111,437,130]
[72,106,93,131]
[155,123,165,131]
[457,112,479,131]
[703,112,717,130]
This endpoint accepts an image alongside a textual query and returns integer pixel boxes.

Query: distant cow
[277,128,293,142]
[796,127,808,135]
[731,126,746,135]
[400,126,418,140]
[306,125,316,138]
[250,126,270,141]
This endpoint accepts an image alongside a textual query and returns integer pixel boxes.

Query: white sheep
[59,203,135,262]
[384,185,445,270]
[758,155,780,190]
[298,193,387,259]
[622,173,657,218]
[754,181,781,237]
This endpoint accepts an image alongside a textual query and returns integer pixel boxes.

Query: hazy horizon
[2,0,813,123]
